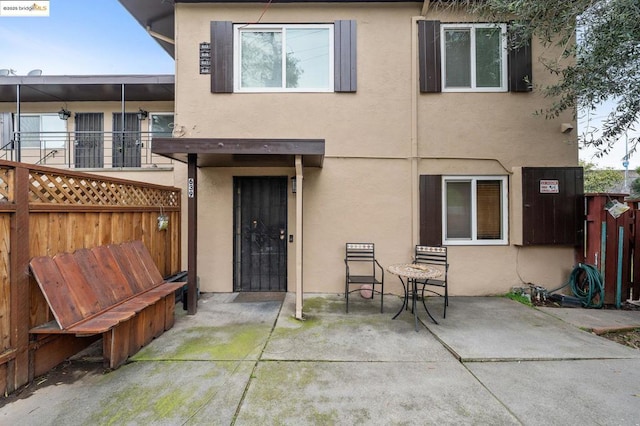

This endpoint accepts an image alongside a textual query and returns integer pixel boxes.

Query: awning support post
[187,153,198,314]
[295,155,304,320]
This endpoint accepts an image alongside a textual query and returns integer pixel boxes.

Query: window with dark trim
[234,24,334,92]
[443,176,508,244]
[211,20,356,94]
[419,20,532,93]
[442,23,507,92]
[420,174,509,246]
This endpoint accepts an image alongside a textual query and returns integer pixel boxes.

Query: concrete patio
[1,293,639,425]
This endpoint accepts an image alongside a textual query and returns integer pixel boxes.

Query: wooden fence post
[10,165,30,391]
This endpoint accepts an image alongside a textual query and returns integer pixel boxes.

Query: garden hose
[549,263,604,308]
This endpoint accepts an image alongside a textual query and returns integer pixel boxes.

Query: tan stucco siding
[302,158,412,296]
[175,4,417,159]
[173,3,580,296]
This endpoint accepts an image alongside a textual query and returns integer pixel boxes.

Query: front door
[234,177,287,292]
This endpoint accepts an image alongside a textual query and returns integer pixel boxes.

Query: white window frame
[147,112,174,136]
[233,23,334,93]
[441,23,508,93]
[442,175,509,245]
[18,113,66,149]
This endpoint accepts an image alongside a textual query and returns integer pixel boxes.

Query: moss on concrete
[303,296,345,314]
[237,361,342,424]
[133,324,270,361]
[88,382,198,424]
[173,325,266,360]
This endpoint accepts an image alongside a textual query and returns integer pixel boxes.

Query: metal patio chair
[344,243,384,313]
[413,245,449,318]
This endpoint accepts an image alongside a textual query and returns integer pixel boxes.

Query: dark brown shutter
[508,26,532,92]
[418,20,441,93]
[211,21,233,93]
[521,167,584,245]
[420,175,442,245]
[334,20,357,92]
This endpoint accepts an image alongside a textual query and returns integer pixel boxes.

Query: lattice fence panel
[0,168,12,203]
[29,171,180,207]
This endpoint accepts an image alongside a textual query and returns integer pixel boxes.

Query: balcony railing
[2,131,174,169]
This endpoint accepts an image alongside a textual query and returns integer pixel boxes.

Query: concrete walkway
[1,294,639,425]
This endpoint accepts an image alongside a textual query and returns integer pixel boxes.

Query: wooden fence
[581,194,640,305]
[0,160,181,395]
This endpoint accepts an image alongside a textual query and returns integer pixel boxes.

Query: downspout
[295,155,304,320]
[15,84,20,162]
[411,14,427,248]
[121,84,125,167]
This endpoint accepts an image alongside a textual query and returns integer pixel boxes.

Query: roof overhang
[118,0,176,58]
[0,75,175,103]
[152,138,325,168]
[118,0,424,59]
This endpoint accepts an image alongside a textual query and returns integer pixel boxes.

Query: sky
[0,0,636,170]
[578,100,640,171]
[0,0,174,75]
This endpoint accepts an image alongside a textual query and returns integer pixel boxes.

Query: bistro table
[388,263,442,331]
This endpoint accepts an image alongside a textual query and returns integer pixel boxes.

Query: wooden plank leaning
[28,241,185,369]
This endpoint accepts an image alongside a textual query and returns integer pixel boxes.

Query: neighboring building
[0,75,177,186]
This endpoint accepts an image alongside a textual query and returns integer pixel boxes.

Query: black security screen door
[234,176,288,292]
[112,113,141,167]
[75,113,104,168]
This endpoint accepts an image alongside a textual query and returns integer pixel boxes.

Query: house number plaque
[188,178,195,198]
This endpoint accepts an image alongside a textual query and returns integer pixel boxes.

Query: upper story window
[234,24,334,92]
[441,23,508,92]
[443,175,508,245]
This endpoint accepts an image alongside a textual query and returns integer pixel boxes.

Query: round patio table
[388,263,442,331]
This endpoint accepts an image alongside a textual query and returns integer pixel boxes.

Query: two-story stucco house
[121,0,583,317]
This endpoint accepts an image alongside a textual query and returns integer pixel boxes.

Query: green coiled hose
[553,263,604,308]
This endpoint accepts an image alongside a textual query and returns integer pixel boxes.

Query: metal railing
[2,131,174,169]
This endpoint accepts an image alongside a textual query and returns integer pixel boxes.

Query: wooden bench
[29,241,186,369]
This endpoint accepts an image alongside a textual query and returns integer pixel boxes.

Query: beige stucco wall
[174,3,579,295]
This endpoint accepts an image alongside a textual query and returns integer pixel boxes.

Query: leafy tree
[462,0,640,159]
[631,166,640,195]
[581,161,624,193]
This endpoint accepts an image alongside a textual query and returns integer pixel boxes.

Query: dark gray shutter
[420,175,442,246]
[211,21,233,93]
[508,26,533,92]
[334,20,357,92]
[418,20,441,93]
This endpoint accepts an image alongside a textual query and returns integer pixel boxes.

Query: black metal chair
[344,243,384,313]
[413,245,449,318]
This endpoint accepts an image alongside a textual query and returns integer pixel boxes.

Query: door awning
[152,138,325,168]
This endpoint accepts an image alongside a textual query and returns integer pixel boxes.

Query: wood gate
[581,194,640,306]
